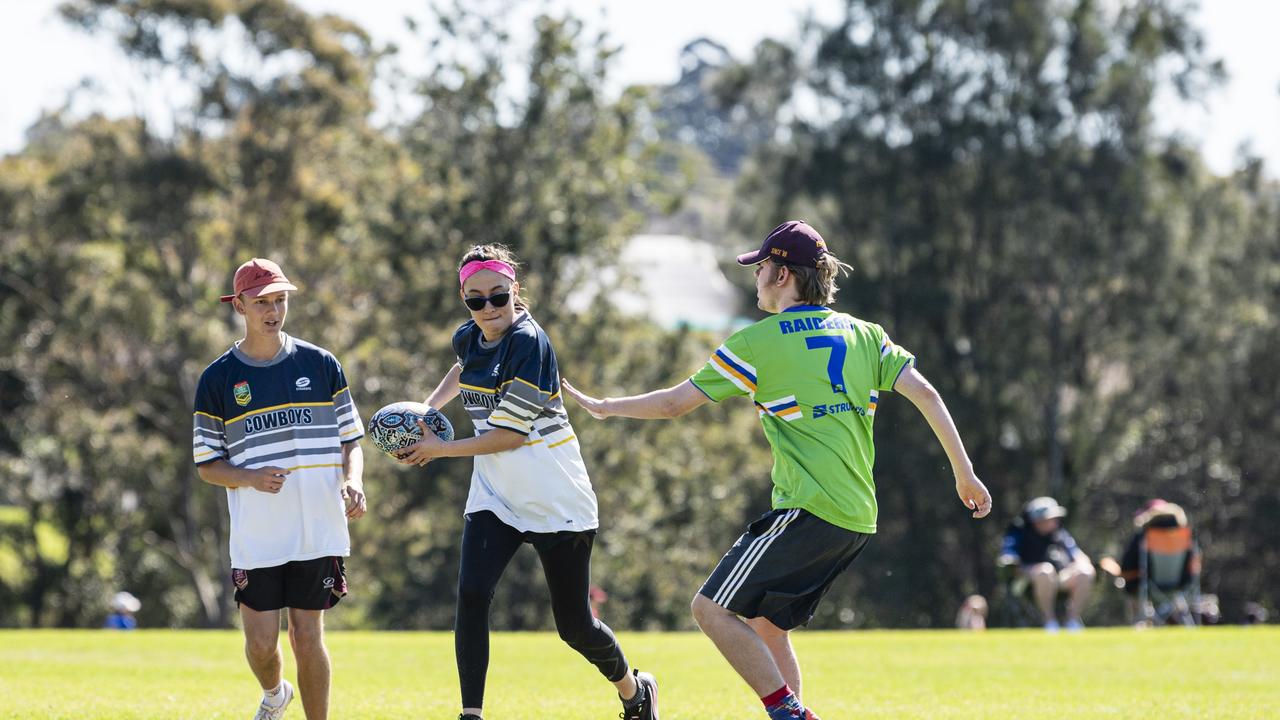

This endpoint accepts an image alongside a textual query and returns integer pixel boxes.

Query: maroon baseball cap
[219,258,298,303]
[736,220,829,267]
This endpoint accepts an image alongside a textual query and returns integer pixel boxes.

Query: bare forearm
[904,383,974,476]
[896,367,990,516]
[425,364,462,408]
[196,460,252,489]
[437,428,525,457]
[602,383,705,419]
[342,442,364,489]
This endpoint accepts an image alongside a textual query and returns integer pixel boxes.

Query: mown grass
[0,627,1276,718]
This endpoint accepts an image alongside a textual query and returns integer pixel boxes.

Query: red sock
[761,685,794,708]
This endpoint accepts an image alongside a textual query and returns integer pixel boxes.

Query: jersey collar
[782,304,830,313]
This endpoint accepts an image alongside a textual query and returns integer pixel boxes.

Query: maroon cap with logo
[219,258,298,303]
[736,220,829,268]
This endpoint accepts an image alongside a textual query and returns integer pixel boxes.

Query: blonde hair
[458,243,531,310]
[772,253,854,305]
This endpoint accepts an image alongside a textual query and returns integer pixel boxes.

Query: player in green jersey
[563,221,991,720]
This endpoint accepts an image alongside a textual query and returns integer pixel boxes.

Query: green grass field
[1,627,1276,719]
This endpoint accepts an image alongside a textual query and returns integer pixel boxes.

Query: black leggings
[455,510,629,709]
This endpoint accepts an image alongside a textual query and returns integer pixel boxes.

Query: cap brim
[736,249,769,265]
[223,281,299,302]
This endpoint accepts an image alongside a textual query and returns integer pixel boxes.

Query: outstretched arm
[562,378,710,420]
[894,366,992,518]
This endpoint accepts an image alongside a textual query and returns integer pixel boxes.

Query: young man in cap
[998,496,1094,631]
[192,258,367,720]
[564,221,991,720]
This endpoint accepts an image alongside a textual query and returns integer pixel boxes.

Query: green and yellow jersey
[690,305,916,533]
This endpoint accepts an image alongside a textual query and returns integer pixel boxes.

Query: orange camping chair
[1139,525,1201,626]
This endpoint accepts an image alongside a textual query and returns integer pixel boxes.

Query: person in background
[104,591,141,630]
[1100,499,1201,626]
[999,496,1095,632]
[589,585,609,620]
[955,594,988,631]
[1243,602,1268,625]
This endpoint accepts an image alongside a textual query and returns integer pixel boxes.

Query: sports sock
[762,685,807,719]
[262,681,287,707]
[621,676,646,708]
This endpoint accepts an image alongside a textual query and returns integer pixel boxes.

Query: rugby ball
[367,401,454,456]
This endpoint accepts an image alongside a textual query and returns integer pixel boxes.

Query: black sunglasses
[463,292,512,311]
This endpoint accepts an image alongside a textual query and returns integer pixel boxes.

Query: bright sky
[2,0,1276,175]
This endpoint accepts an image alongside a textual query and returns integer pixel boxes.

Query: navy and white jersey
[192,333,364,569]
[1001,520,1082,571]
[453,312,597,533]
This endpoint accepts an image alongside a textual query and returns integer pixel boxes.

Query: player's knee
[690,593,721,628]
[288,623,323,653]
[245,636,277,662]
[1027,563,1057,583]
[456,580,495,611]
[555,616,594,646]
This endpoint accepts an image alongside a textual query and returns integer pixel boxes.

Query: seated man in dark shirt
[999,497,1095,632]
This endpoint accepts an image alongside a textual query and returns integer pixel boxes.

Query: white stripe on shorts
[712,508,801,608]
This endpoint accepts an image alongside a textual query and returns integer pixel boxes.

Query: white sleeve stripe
[502,392,544,414]
[495,400,537,421]
[711,361,753,394]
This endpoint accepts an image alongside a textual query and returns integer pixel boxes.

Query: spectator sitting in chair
[1100,499,1200,625]
[998,497,1095,632]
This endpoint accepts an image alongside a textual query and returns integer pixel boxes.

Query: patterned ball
[367,401,454,456]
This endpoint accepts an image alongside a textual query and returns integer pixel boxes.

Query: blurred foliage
[719,0,1276,625]
[0,0,1276,631]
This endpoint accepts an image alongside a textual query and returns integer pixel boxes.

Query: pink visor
[459,259,516,286]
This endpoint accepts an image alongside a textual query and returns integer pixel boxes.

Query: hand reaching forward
[561,379,610,420]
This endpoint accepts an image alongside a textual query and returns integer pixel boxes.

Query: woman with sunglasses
[396,244,658,720]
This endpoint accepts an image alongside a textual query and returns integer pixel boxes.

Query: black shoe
[619,669,658,720]
[459,715,482,720]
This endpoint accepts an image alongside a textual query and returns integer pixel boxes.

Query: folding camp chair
[1139,525,1200,626]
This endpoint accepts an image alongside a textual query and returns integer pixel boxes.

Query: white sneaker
[1044,620,1060,633]
[253,679,294,720]
[1065,619,1085,632]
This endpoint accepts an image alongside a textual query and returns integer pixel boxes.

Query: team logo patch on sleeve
[233,381,252,406]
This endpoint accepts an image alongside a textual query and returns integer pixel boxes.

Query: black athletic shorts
[232,556,348,611]
[699,508,870,630]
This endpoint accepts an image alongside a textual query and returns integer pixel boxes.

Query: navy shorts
[232,556,347,611]
[699,508,870,630]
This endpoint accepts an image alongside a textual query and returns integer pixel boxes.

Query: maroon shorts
[232,556,347,611]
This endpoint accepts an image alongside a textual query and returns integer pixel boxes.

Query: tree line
[1,0,1276,630]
